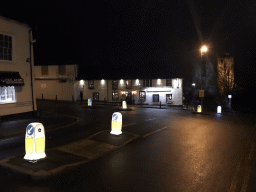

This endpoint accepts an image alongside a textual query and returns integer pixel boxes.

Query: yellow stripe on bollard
[35,137,45,154]
[25,138,33,155]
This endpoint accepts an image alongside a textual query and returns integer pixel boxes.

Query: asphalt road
[0,100,255,192]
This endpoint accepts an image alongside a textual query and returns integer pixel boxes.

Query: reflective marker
[110,112,122,135]
[217,106,222,113]
[122,101,127,109]
[88,98,92,106]
[197,105,202,113]
[24,123,46,162]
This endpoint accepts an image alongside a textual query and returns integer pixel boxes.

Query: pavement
[0,110,139,180]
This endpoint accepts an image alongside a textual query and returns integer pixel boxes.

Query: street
[0,100,256,191]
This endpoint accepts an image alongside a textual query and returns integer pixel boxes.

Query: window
[93,92,99,101]
[153,94,159,102]
[0,86,15,104]
[88,80,94,89]
[143,79,152,87]
[0,34,12,61]
[166,79,172,86]
[58,65,66,75]
[166,94,172,104]
[126,80,132,89]
[41,66,48,75]
[112,80,118,90]
[139,91,146,101]
[112,91,119,101]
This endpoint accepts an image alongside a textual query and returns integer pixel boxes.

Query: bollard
[24,123,46,162]
[197,105,202,113]
[122,101,127,109]
[217,106,222,114]
[110,112,122,135]
[88,98,92,106]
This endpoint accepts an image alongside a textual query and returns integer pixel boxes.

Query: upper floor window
[166,79,172,86]
[0,34,12,61]
[112,80,118,90]
[41,66,48,75]
[58,65,66,75]
[143,79,152,87]
[88,80,94,89]
[126,80,132,89]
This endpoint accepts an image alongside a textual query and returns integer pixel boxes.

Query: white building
[0,16,37,116]
[34,64,183,106]
[75,78,183,105]
[34,65,78,101]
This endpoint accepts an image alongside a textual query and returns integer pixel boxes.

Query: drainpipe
[29,29,35,114]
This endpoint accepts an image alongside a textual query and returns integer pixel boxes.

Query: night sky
[1,0,256,87]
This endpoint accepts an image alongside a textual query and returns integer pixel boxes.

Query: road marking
[145,117,160,121]
[143,126,169,138]
[229,161,242,192]
[240,142,255,192]
[123,123,137,127]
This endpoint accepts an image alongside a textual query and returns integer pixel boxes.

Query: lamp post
[200,45,207,112]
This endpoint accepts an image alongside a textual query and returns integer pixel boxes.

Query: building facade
[34,65,78,101]
[35,64,183,105]
[0,16,37,116]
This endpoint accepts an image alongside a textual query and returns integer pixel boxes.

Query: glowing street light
[200,45,208,112]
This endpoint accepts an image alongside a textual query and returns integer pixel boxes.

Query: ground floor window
[112,92,119,101]
[139,91,146,101]
[166,94,172,104]
[153,94,159,102]
[0,86,15,104]
[93,92,99,101]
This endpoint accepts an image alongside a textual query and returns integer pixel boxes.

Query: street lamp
[200,45,207,112]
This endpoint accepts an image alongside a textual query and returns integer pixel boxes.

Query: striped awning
[0,71,24,86]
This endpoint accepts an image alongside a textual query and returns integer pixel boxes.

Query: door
[153,94,159,103]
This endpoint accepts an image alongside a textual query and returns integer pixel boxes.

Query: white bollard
[217,106,222,114]
[88,98,92,106]
[110,112,122,135]
[122,101,127,109]
[24,123,46,162]
[197,105,202,113]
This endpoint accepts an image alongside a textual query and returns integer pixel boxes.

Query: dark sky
[2,0,256,87]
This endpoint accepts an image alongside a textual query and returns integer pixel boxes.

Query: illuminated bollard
[88,98,92,106]
[24,123,46,162]
[122,101,127,109]
[110,112,122,135]
[197,105,202,113]
[217,106,222,113]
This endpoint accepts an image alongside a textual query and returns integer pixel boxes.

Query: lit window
[126,80,132,89]
[112,92,119,101]
[0,34,12,61]
[0,86,16,104]
[139,91,146,101]
[88,80,94,89]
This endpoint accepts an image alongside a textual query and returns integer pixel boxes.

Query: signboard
[199,90,204,97]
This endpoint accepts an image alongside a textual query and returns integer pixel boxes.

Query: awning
[0,71,24,86]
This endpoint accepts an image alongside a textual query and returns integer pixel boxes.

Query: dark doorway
[93,92,99,101]
[126,92,132,105]
[153,94,159,102]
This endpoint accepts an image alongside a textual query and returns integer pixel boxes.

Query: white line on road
[229,161,242,192]
[143,126,169,138]
[240,142,255,192]
[145,117,160,121]
[123,123,137,127]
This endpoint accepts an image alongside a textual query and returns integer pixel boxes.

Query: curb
[0,131,140,180]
